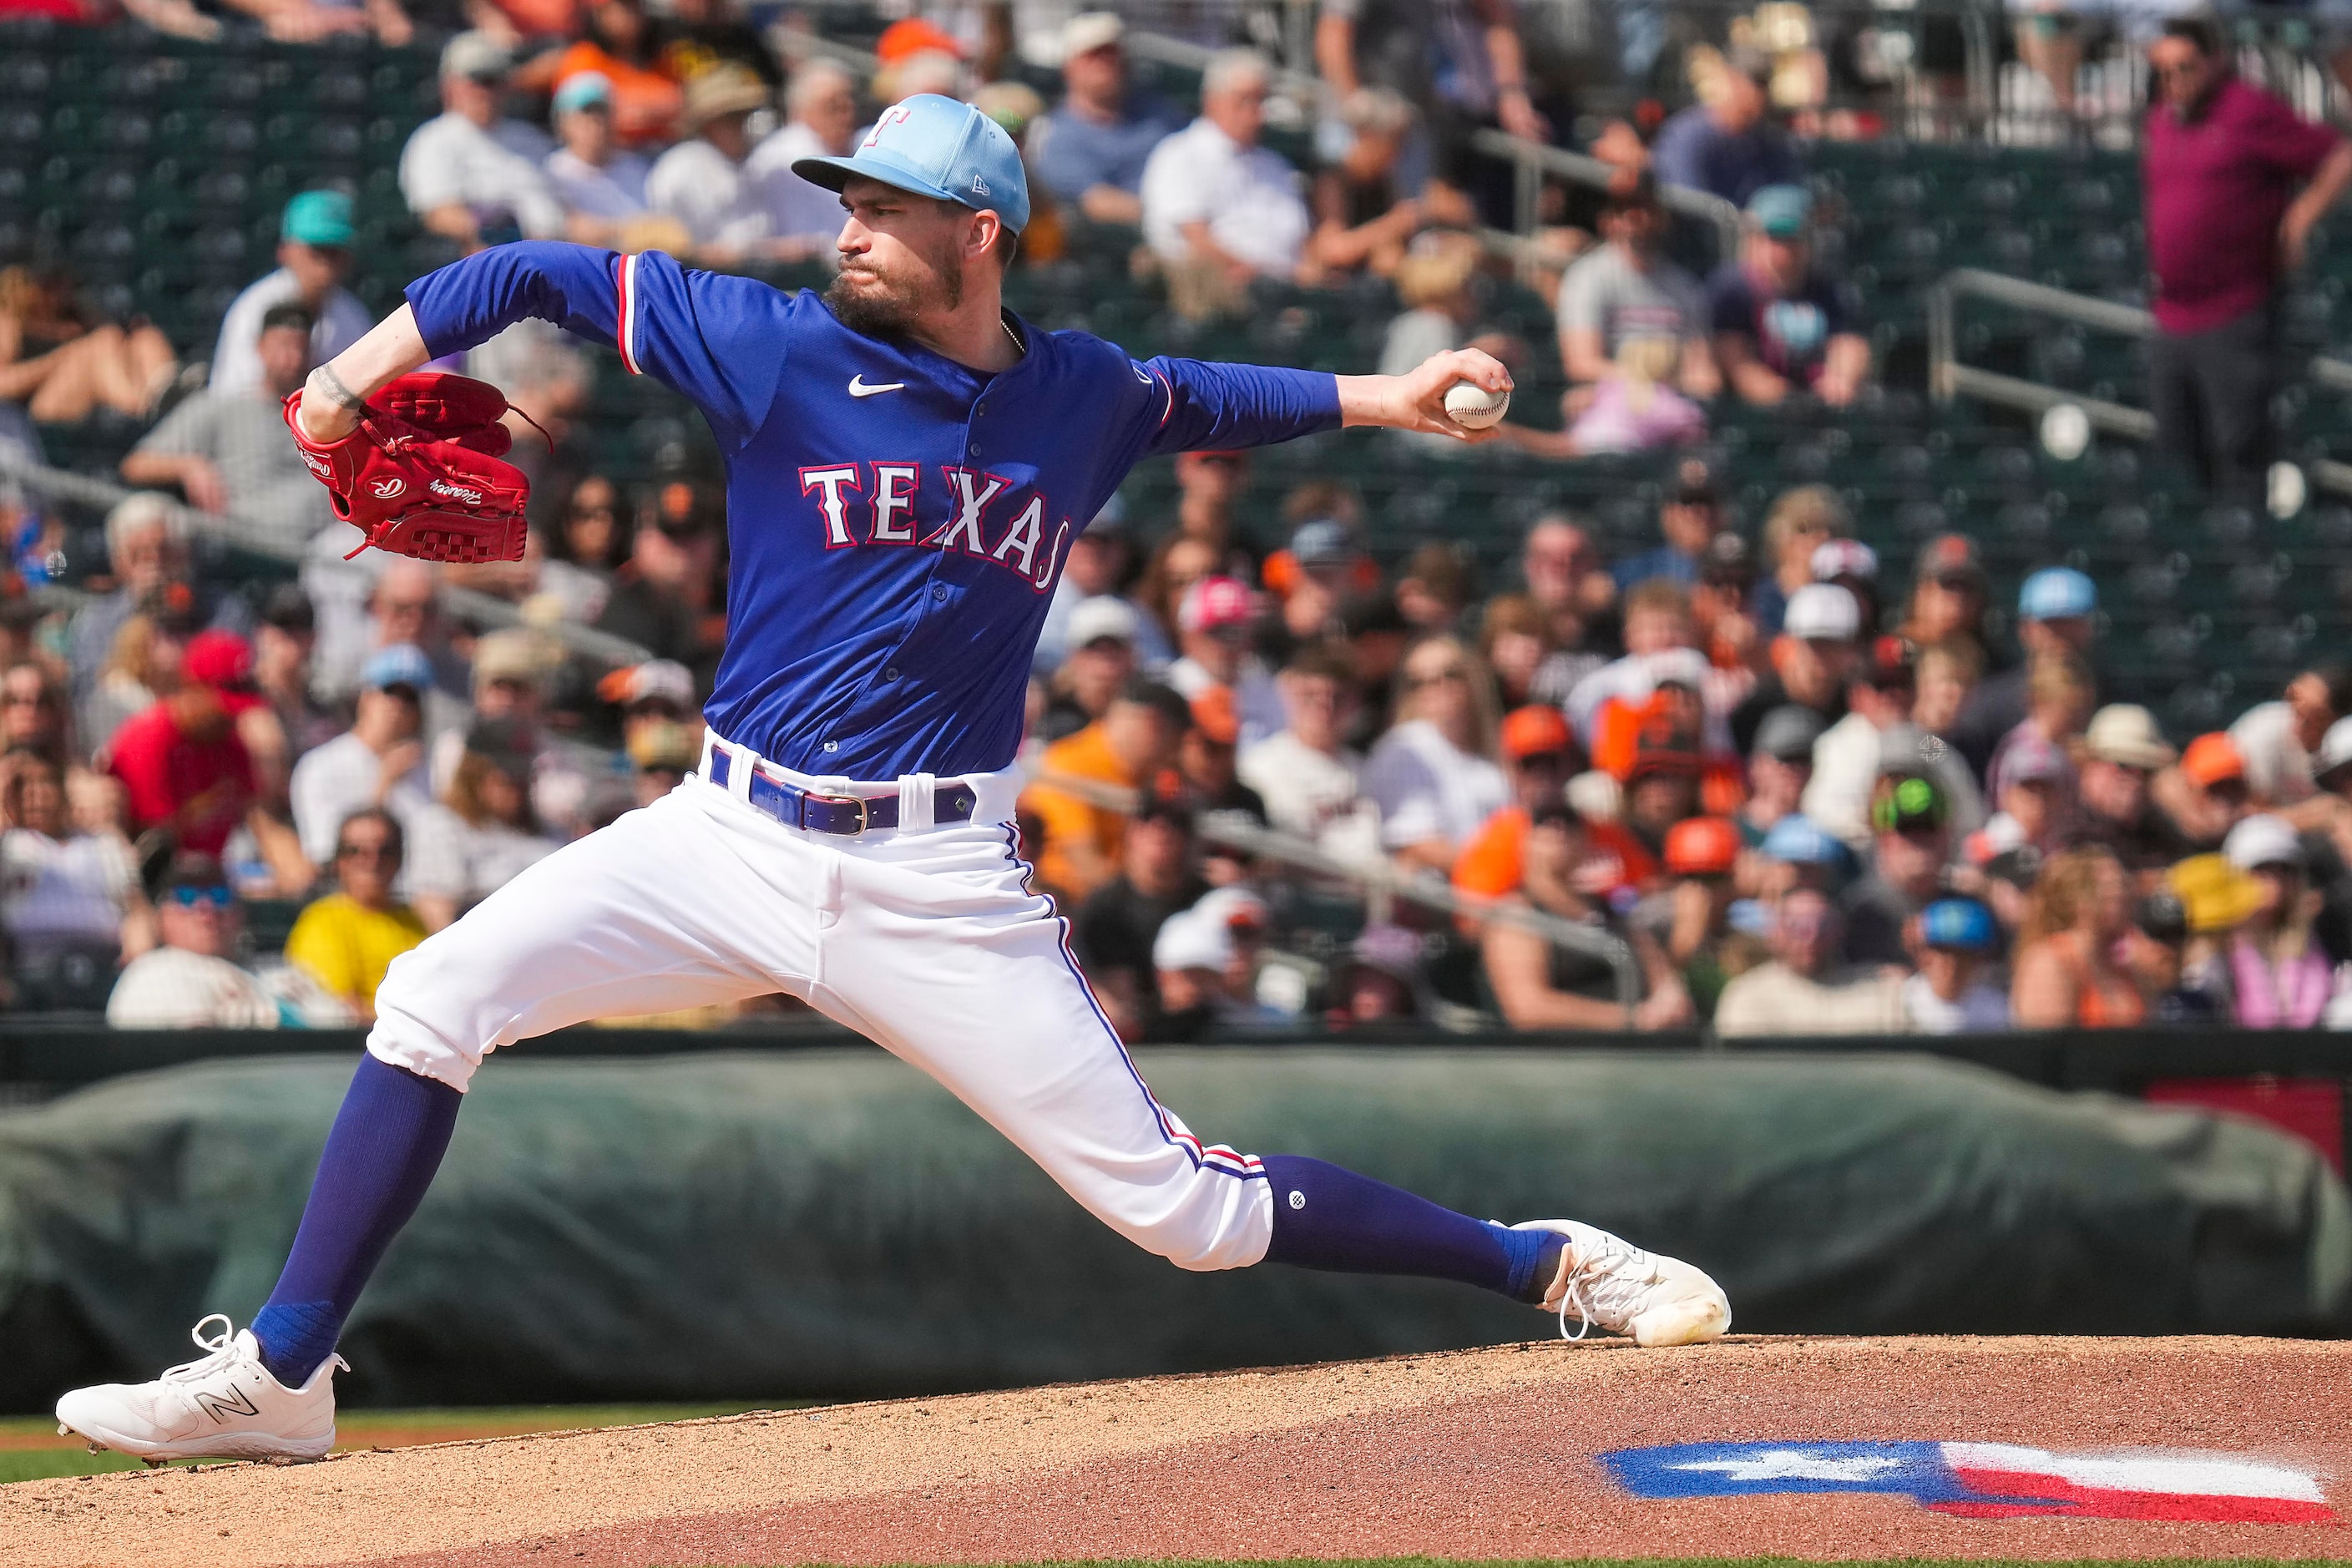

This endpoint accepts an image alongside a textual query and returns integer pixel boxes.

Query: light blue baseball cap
[792,93,1030,235]
[361,642,435,694]
[2018,565,2097,621]
[1760,813,1848,867]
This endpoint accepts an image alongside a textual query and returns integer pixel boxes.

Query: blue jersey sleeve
[1132,357,1342,458]
[403,242,791,453]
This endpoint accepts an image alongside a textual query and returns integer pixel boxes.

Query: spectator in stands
[123,305,330,554]
[82,605,186,760]
[1748,484,1846,639]
[1709,185,1869,408]
[1393,544,1473,636]
[1075,792,1208,1039]
[2,662,68,771]
[1312,0,1546,228]
[1985,649,2094,807]
[2207,812,2346,1027]
[1134,534,1220,660]
[1378,231,1490,403]
[1692,533,1763,686]
[1177,687,1267,829]
[1912,639,1980,749]
[312,559,464,729]
[1612,458,1722,592]
[1898,534,1995,667]
[105,638,306,888]
[595,487,724,692]
[407,716,561,932]
[0,265,178,425]
[1484,801,1690,1030]
[0,747,148,971]
[67,495,250,709]
[1306,89,1439,278]
[1040,599,1141,746]
[524,0,681,145]
[1364,634,1505,874]
[1031,14,1186,228]
[1453,704,1578,903]
[539,473,630,625]
[2076,705,2191,878]
[1650,45,1804,207]
[1740,706,1819,850]
[1753,812,1852,902]
[290,644,432,868]
[400,33,565,251]
[1713,886,1903,1036]
[2144,16,2352,505]
[1023,678,1186,904]
[1165,576,1282,747]
[2228,663,2352,808]
[1730,582,1857,755]
[283,807,425,1024]
[1141,50,1313,308]
[746,59,862,257]
[1241,640,1378,863]
[625,721,698,811]
[210,192,370,398]
[252,584,338,762]
[2155,731,2253,856]
[1950,567,2099,780]
[1516,514,1613,698]
[1972,731,2070,868]
[1555,177,1717,399]
[435,630,579,832]
[2129,886,2227,1025]
[541,73,655,247]
[1841,771,1953,967]
[1642,813,1742,1019]
[1564,582,1707,749]
[1902,896,2010,1034]
[1170,450,1251,563]
[646,65,778,265]
[2011,845,2146,1029]
[1807,635,1926,852]
[105,856,278,1029]
[1035,503,1136,677]
[1474,595,1550,711]
[1151,884,1277,1036]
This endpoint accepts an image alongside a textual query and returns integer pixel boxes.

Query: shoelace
[1554,1234,1661,1343]
[159,1313,241,1384]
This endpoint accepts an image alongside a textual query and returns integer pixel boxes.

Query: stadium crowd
[3,0,2352,1038]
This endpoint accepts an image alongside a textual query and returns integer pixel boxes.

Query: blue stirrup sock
[251,1054,462,1388]
[1261,1154,1561,1303]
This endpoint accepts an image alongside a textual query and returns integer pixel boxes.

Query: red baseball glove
[284,372,542,564]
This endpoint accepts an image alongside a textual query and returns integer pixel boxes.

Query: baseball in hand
[1443,381,1510,431]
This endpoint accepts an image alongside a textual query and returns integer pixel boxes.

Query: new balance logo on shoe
[196,1384,260,1424]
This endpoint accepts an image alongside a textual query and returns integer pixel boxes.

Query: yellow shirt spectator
[284,893,426,1016]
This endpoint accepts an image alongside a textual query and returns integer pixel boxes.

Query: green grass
[1,1401,799,1484]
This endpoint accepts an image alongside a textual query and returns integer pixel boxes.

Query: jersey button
[884,666,901,681]
[822,741,838,753]
[931,584,948,601]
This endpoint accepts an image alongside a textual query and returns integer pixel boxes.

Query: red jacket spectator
[106,687,258,857]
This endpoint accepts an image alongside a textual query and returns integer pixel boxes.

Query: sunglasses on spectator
[337,841,397,862]
[169,885,233,909]
[1404,666,1468,690]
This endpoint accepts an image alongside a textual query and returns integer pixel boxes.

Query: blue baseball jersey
[405,244,1341,779]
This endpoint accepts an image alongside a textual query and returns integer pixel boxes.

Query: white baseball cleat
[1514,1219,1732,1348]
[55,1314,343,1463]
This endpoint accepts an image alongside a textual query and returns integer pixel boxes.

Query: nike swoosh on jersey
[848,376,906,397]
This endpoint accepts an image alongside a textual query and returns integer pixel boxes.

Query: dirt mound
[6,1337,2347,1567]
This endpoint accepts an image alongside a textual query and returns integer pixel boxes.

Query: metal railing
[1467,127,1743,260]
[1031,766,1644,1018]
[1927,266,2352,498]
[1,458,655,667]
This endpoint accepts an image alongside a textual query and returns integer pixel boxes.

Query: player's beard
[826,238,964,336]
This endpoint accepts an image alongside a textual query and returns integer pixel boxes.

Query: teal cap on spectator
[2018,565,2097,621]
[1746,184,1813,239]
[553,71,615,117]
[282,190,354,248]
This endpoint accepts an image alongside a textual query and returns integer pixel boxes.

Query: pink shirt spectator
[2144,76,2341,335]
[1567,376,1706,455]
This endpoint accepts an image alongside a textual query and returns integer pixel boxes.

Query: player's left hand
[1375,348,1515,443]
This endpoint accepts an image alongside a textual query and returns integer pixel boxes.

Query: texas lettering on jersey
[797,463,1068,591]
[404,243,1341,779]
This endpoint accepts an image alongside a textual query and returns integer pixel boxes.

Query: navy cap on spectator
[1919,897,1995,953]
[1752,705,1824,762]
[361,643,434,694]
[2019,566,2097,622]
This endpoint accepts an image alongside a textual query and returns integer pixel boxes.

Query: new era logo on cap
[795,94,1031,235]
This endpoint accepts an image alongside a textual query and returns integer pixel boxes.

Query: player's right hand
[1385,347,1514,443]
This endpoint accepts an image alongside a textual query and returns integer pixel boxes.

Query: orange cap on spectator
[1189,685,1239,745]
[1500,705,1571,761]
[1664,815,1741,877]
[877,17,964,59]
[2182,732,2244,788]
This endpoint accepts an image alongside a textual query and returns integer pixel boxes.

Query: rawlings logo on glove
[284,372,544,565]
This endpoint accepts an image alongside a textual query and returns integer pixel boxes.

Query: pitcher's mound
[8,1337,2349,1567]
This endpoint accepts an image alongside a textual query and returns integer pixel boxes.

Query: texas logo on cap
[792,94,1030,235]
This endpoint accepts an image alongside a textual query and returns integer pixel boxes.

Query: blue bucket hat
[792,93,1030,235]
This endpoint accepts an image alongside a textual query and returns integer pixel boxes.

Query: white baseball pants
[367,763,1276,1271]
